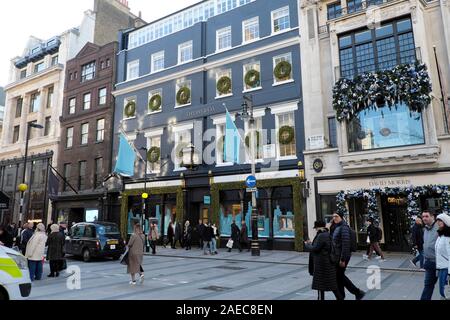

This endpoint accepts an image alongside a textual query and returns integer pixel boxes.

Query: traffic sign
[246,187,257,193]
[204,196,211,205]
[246,175,257,188]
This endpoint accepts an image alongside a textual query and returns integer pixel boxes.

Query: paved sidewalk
[146,247,423,273]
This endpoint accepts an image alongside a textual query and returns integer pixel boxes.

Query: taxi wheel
[82,249,91,263]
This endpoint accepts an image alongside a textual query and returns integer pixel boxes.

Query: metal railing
[327,0,396,20]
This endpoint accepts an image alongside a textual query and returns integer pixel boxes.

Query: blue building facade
[112,0,305,250]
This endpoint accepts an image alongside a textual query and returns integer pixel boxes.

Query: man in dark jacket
[365,218,385,261]
[197,219,205,249]
[174,221,183,248]
[331,212,365,300]
[228,220,242,253]
[0,226,14,248]
[202,222,213,255]
[20,223,34,255]
[411,216,424,268]
[240,221,250,252]
[166,221,175,249]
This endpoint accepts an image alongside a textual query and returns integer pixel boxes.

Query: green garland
[124,101,136,118]
[176,87,191,105]
[147,147,161,163]
[217,76,232,95]
[244,69,260,88]
[278,126,295,145]
[245,131,261,148]
[148,94,162,112]
[333,62,432,122]
[274,61,292,81]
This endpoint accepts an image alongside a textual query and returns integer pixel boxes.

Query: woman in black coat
[46,224,65,277]
[305,221,343,300]
[183,221,193,250]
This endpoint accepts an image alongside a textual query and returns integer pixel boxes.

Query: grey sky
[0,0,199,87]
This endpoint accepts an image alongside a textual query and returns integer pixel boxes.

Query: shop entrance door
[381,196,411,252]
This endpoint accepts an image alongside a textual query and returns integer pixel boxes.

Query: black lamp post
[18,122,43,226]
[140,147,149,252]
[238,94,260,257]
[182,143,200,171]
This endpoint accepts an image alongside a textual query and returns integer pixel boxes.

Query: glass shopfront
[347,103,425,152]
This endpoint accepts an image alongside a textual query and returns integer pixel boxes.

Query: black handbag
[120,247,129,265]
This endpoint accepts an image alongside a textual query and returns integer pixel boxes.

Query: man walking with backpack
[364,217,386,262]
[330,212,366,300]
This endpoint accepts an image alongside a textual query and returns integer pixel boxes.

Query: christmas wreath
[244,69,260,88]
[176,87,191,105]
[175,142,189,159]
[147,147,161,163]
[333,62,432,122]
[245,131,261,148]
[274,61,292,81]
[217,76,232,95]
[148,94,162,112]
[124,101,136,118]
[278,126,295,145]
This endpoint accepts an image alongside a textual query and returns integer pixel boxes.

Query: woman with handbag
[25,223,47,281]
[127,223,145,285]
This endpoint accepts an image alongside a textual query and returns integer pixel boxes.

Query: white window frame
[69,98,76,115]
[123,97,137,120]
[81,123,89,145]
[34,61,45,73]
[242,17,260,44]
[178,41,193,64]
[273,52,294,85]
[173,124,193,171]
[148,89,163,114]
[244,114,264,163]
[151,51,165,73]
[127,60,140,81]
[212,114,236,167]
[96,118,105,142]
[175,80,192,108]
[243,61,262,92]
[273,109,297,161]
[215,69,233,99]
[83,93,91,110]
[271,6,291,34]
[216,26,232,52]
[99,88,107,105]
[66,127,74,148]
[145,129,164,174]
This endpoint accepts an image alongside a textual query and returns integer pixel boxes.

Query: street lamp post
[18,122,43,226]
[240,95,260,257]
[140,147,149,252]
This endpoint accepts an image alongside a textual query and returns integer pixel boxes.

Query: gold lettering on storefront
[368,179,411,188]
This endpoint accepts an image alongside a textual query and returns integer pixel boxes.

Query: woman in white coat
[25,223,48,281]
[435,214,450,300]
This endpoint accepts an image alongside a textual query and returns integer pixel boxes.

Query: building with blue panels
[112,0,305,250]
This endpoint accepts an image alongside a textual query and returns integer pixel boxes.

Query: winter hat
[437,214,450,227]
[36,223,45,232]
[313,221,326,229]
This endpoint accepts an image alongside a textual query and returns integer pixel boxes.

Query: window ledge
[215,94,233,100]
[122,116,137,121]
[94,140,104,144]
[243,87,262,94]
[339,144,441,170]
[273,79,294,87]
[147,110,162,115]
[175,103,191,109]
[173,168,187,172]
[216,162,234,168]
[271,28,293,37]
[276,156,298,161]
